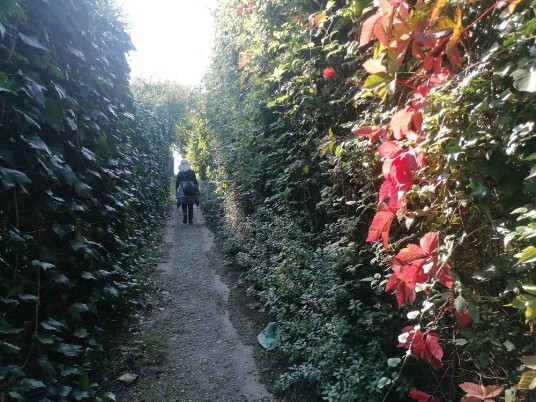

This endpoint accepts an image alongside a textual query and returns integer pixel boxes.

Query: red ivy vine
[346,0,519,399]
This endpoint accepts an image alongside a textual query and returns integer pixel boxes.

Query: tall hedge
[187,0,536,401]
[0,1,172,400]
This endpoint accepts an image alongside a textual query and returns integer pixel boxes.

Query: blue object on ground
[257,322,281,350]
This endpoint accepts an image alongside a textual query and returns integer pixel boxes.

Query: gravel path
[113,206,273,402]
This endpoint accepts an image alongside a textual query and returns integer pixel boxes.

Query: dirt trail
[114,206,273,402]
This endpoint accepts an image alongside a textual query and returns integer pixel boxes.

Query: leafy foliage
[0,1,173,399]
[186,0,536,400]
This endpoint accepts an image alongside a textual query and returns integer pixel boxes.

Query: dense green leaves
[0,0,173,399]
[191,0,536,400]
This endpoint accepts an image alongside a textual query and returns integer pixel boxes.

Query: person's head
[178,159,190,172]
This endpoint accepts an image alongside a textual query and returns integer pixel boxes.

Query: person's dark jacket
[175,169,199,204]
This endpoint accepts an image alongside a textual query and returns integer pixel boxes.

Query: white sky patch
[115,0,218,85]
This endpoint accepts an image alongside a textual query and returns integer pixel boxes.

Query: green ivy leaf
[523,285,536,296]
[387,357,401,367]
[511,67,536,92]
[58,386,73,397]
[74,181,92,198]
[0,296,19,308]
[0,365,25,381]
[455,295,466,313]
[0,71,11,92]
[0,319,22,334]
[467,303,480,322]
[102,286,120,300]
[520,356,536,370]
[48,272,71,285]
[40,318,67,332]
[363,72,390,89]
[0,167,32,190]
[24,77,47,107]
[18,33,48,51]
[18,294,39,302]
[1,341,21,355]
[81,271,96,280]
[33,334,55,344]
[8,391,24,401]
[68,303,90,315]
[74,327,89,338]
[17,378,46,391]
[515,246,536,265]
[36,355,56,375]
[45,97,64,128]
[48,64,65,79]
[31,260,55,271]
[57,343,83,357]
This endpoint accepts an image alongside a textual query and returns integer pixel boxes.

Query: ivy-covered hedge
[0,1,171,400]
[185,0,536,401]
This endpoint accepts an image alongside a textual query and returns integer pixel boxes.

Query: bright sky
[115,0,218,86]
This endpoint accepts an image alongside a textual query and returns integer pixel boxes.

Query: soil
[105,206,276,402]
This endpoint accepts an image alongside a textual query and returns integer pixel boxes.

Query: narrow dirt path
[114,206,273,402]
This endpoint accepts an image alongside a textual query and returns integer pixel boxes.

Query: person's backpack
[182,181,196,196]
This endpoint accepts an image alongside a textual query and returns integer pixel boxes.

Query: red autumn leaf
[291,13,308,21]
[379,177,407,210]
[379,178,395,204]
[423,54,436,71]
[414,82,433,100]
[459,383,483,396]
[390,107,414,139]
[366,202,396,248]
[483,386,505,398]
[388,188,407,211]
[323,67,339,80]
[386,262,427,307]
[420,232,439,254]
[409,389,441,402]
[459,382,505,400]
[398,326,421,348]
[378,0,394,14]
[351,125,385,141]
[390,157,414,189]
[398,328,444,369]
[429,262,454,289]
[411,40,425,59]
[460,396,484,402]
[449,46,462,66]
[378,141,403,159]
[395,244,427,262]
[455,310,472,327]
[374,17,390,46]
[359,14,382,48]
[237,1,253,18]
[363,58,387,74]
[415,149,426,168]
[352,126,374,136]
[424,331,443,369]
[382,153,413,191]
[238,55,251,69]
[412,110,423,132]
[430,70,450,86]
[392,36,412,67]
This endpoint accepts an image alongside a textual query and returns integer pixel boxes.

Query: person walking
[175,159,199,224]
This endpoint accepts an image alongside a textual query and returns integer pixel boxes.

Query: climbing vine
[0,1,173,399]
[191,0,536,400]
[352,0,535,399]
